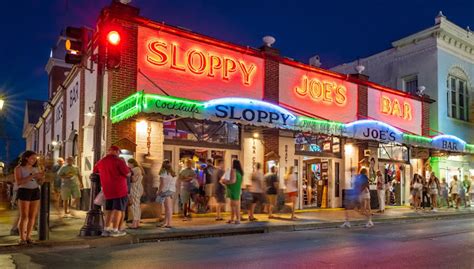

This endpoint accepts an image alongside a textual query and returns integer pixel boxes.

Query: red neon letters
[146,40,257,86]
[294,75,347,106]
[380,95,412,121]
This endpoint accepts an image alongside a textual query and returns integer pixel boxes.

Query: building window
[377,144,408,162]
[447,72,469,121]
[403,75,418,95]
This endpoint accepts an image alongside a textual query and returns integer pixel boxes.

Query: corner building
[30,2,474,211]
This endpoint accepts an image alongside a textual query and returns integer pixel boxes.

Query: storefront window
[295,133,340,154]
[377,143,408,162]
[164,118,240,146]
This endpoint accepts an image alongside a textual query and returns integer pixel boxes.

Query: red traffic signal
[106,30,122,69]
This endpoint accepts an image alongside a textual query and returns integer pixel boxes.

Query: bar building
[26,2,474,211]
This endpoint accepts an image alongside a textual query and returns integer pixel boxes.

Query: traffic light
[106,30,122,69]
[64,26,87,65]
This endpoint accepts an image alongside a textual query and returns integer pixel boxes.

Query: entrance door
[302,158,329,208]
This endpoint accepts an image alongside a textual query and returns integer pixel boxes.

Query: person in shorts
[93,146,130,237]
[247,163,265,221]
[204,159,215,211]
[58,156,83,216]
[265,166,279,219]
[212,159,226,221]
[178,159,197,221]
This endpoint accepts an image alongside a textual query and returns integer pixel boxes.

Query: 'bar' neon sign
[380,95,413,121]
[146,39,258,86]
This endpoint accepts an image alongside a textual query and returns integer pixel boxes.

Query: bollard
[39,182,50,241]
[79,173,104,236]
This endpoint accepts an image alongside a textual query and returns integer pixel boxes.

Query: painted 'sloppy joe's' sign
[343,120,403,144]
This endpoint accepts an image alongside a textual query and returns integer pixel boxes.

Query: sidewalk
[1,206,473,252]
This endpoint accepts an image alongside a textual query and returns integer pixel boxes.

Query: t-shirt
[212,168,225,196]
[285,174,298,193]
[160,171,177,192]
[93,154,130,199]
[354,174,369,194]
[58,165,80,186]
[179,167,197,191]
[265,173,278,195]
[249,171,264,193]
[450,180,459,194]
[204,166,214,185]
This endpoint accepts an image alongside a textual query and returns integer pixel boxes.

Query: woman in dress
[157,160,177,228]
[428,172,440,212]
[221,160,243,224]
[284,166,298,220]
[412,174,423,211]
[127,158,144,229]
[14,151,44,244]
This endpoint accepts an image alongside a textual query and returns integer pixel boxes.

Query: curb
[1,211,473,253]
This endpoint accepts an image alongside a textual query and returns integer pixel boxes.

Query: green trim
[110,91,143,123]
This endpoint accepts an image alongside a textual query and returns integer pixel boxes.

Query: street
[8,216,474,269]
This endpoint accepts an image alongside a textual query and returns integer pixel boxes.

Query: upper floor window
[403,75,418,95]
[447,68,469,121]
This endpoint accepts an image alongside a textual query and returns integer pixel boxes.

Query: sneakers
[110,230,127,237]
[340,221,351,228]
[101,227,113,237]
[365,221,374,228]
[432,208,438,212]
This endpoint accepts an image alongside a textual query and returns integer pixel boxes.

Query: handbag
[94,191,105,206]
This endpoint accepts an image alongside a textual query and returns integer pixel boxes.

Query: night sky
[0,0,473,162]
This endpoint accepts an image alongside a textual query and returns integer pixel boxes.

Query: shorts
[61,184,81,200]
[267,194,277,206]
[180,190,191,204]
[155,190,174,204]
[205,183,214,197]
[251,193,266,204]
[429,189,438,196]
[54,177,62,192]
[17,188,40,201]
[286,192,298,198]
[214,191,226,204]
[105,196,128,211]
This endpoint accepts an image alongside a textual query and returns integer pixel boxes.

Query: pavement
[6,216,474,269]
[1,205,473,253]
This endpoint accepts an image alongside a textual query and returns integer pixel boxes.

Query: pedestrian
[178,159,197,221]
[421,176,430,210]
[127,158,144,229]
[357,168,374,228]
[247,163,265,221]
[156,160,177,228]
[265,166,279,219]
[204,159,214,212]
[439,178,449,208]
[212,158,226,221]
[340,175,359,228]
[284,166,298,220]
[462,175,470,207]
[93,146,130,237]
[221,159,243,224]
[376,170,385,213]
[469,176,474,207]
[51,158,64,211]
[450,175,460,209]
[14,150,44,244]
[58,156,83,217]
[428,172,440,212]
[412,174,423,210]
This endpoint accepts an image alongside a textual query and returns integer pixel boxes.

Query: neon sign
[432,135,466,152]
[380,95,412,120]
[146,39,257,86]
[344,120,403,143]
[294,75,347,106]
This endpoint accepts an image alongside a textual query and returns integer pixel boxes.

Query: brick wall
[421,97,431,136]
[351,73,369,119]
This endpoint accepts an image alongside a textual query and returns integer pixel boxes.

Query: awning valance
[110,91,474,155]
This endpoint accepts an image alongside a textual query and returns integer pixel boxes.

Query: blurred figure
[341,175,359,228]
[450,175,460,209]
[421,176,430,210]
[212,159,226,221]
[178,159,197,221]
[428,172,440,212]
[439,178,449,207]
[204,159,214,212]
[462,175,470,207]
[265,166,279,219]
[157,160,177,228]
[15,150,44,244]
[127,158,144,229]
[358,168,373,228]
[284,166,298,220]
[412,174,423,210]
[221,159,243,224]
[248,163,264,222]
[52,158,64,210]
[58,156,83,217]
[376,170,385,213]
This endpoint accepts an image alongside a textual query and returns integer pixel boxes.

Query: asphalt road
[8,216,474,269]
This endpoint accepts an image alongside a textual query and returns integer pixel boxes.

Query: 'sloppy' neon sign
[146,39,257,86]
[294,75,347,106]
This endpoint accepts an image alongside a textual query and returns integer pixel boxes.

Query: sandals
[215,217,224,221]
[18,240,28,246]
[160,224,172,229]
[249,217,258,221]
[226,220,234,224]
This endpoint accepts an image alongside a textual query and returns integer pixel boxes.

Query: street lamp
[0,98,4,111]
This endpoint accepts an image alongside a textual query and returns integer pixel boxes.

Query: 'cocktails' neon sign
[294,75,347,106]
[146,40,257,86]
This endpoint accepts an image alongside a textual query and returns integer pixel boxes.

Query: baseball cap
[109,145,121,152]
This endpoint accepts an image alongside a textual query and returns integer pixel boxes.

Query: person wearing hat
[92,146,131,237]
[58,156,83,217]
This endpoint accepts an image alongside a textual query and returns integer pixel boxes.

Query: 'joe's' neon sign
[146,39,257,86]
[294,75,347,106]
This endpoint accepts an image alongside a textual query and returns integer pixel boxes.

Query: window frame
[447,73,469,122]
[402,75,418,95]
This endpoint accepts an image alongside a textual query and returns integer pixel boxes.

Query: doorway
[302,158,329,208]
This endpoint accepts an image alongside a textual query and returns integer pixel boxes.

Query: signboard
[343,120,403,144]
[278,64,358,122]
[367,88,422,135]
[431,135,466,152]
[137,26,264,101]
